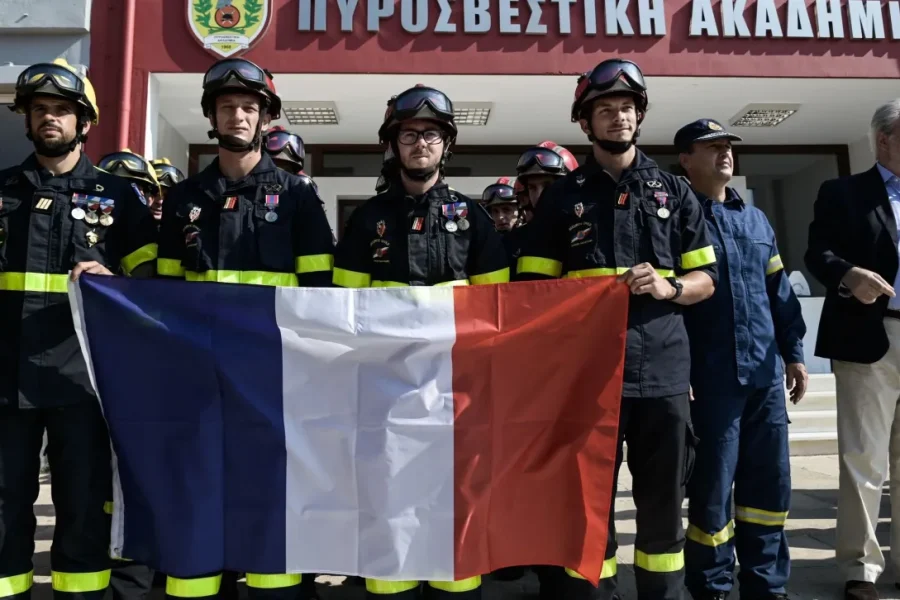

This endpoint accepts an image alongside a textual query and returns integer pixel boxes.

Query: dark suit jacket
[804,165,899,364]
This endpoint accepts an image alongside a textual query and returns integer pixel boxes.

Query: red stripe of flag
[450,277,627,584]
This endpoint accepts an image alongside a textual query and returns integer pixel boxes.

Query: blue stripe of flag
[78,274,287,577]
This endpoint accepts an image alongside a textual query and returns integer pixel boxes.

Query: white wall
[153,115,190,174]
[848,135,874,174]
[778,155,840,297]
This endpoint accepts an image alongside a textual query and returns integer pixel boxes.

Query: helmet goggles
[153,163,184,187]
[390,87,454,122]
[482,183,517,205]
[573,59,647,121]
[265,129,305,162]
[204,59,273,92]
[516,147,567,176]
[17,63,85,99]
[99,152,154,181]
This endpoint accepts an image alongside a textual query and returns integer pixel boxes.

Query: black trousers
[0,403,112,600]
[563,394,695,600]
[109,562,155,600]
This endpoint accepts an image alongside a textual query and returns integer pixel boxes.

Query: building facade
[5,0,899,378]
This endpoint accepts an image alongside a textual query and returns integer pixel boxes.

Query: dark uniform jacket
[157,154,334,287]
[500,224,528,278]
[0,152,158,408]
[805,166,898,364]
[333,181,509,288]
[684,188,805,394]
[516,150,717,398]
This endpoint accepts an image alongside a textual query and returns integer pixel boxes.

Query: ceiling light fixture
[280,101,339,126]
[454,102,492,126]
[730,104,800,128]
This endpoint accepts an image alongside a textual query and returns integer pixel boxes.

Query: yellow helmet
[98,149,160,191]
[150,158,186,188]
[12,58,99,125]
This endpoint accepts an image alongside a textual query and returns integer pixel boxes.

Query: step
[788,430,838,456]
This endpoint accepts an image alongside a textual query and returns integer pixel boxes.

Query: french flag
[68,275,627,584]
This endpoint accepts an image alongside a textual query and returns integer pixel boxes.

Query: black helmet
[378,85,457,144]
[571,59,648,123]
[201,58,281,119]
[263,126,305,172]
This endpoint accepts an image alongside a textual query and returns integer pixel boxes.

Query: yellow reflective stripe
[103,501,114,515]
[0,571,33,598]
[517,256,562,278]
[121,243,158,275]
[565,557,617,580]
[687,520,735,547]
[296,254,334,274]
[734,505,788,527]
[435,279,469,286]
[372,281,409,288]
[157,258,186,278]
[245,574,302,589]
[365,580,419,594]
[428,576,481,592]
[51,570,111,593]
[470,267,509,285]
[633,550,684,573]
[166,575,222,598]
[566,267,675,279]
[766,254,784,275]
[566,268,619,278]
[0,272,69,293]
[333,267,371,288]
[682,245,716,269]
[184,270,296,287]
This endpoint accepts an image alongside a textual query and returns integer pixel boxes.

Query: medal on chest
[264,194,280,222]
[654,191,670,219]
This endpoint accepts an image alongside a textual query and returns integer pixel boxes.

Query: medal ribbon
[100,198,115,214]
[265,194,280,210]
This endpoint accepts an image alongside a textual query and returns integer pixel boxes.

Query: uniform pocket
[69,220,111,265]
[640,198,677,271]
[255,207,293,271]
[681,421,699,487]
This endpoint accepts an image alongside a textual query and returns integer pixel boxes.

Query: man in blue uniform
[676,118,808,600]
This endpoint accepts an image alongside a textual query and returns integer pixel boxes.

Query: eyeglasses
[397,129,444,145]
[516,147,567,175]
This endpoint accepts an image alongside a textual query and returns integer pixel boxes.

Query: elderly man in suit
[805,98,900,600]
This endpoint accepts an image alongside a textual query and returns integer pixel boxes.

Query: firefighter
[676,118,806,600]
[0,58,158,600]
[156,57,334,600]
[99,149,162,221]
[332,84,508,600]
[481,177,525,271]
[263,126,305,175]
[514,141,578,211]
[516,58,718,600]
[513,178,533,224]
[150,158,185,223]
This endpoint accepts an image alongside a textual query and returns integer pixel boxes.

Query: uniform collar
[199,152,279,194]
[876,162,899,183]
[578,148,657,182]
[19,151,97,189]
[697,186,744,208]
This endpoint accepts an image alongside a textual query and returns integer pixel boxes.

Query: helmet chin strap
[589,123,642,156]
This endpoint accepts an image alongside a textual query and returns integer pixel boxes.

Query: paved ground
[30,456,900,599]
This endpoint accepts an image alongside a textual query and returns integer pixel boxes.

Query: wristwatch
[665,276,683,301]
